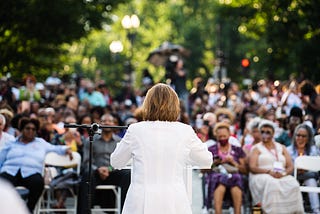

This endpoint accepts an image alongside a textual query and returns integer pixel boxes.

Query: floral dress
[205,143,245,208]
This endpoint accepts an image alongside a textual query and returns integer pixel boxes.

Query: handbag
[44,166,58,185]
[211,163,239,174]
[50,171,81,193]
[221,163,239,174]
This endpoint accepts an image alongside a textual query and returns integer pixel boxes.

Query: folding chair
[91,185,121,214]
[36,151,81,213]
[294,155,320,193]
[16,186,30,201]
[91,166,133,214]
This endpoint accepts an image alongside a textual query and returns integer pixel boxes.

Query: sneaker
[201,207,209,214]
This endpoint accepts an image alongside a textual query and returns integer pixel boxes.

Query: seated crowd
[0,73,320,214]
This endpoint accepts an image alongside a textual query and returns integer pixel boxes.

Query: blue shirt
[0,137,68,178]
[287,144,319,161]
[80,91,106,107]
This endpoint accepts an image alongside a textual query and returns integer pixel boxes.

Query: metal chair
[36,151,81,213]
[16,186,30,202]
[91,185,121,214]
[294,155,320,193]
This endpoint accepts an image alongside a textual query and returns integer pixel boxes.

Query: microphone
[91,123,100,133]
[64,123,128,132]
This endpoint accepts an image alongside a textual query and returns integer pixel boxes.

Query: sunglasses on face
[260,130,272,135]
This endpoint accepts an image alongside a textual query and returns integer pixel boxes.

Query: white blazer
[111,121,213,214]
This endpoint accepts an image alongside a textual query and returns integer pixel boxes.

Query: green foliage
[1,0,320,87]
[0,0,126,80]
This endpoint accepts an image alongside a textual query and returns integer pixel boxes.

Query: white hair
[258,119,276,132]
[0,113,6,126]
[247,117,262,132]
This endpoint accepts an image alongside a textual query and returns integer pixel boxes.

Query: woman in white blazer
[111,83,213,214]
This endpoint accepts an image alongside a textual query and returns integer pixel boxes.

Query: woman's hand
[297,169,305,174]
[268,170,285,179]
[66,148,73,160]
[213,157,222,166]
[222,155,238,167]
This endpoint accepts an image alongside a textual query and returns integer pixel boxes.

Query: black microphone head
[91,123,99,132]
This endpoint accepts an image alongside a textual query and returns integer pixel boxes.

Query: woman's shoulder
[133,121,191,129]
[251,142,262,149]
[34,137,50,145]
[310,145,319,156]
[274,141,286,150]
[286,144,294,154]
[205,139,216,148]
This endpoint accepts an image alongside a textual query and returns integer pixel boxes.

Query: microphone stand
[64,123,127,214]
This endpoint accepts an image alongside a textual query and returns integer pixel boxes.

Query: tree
[0,0,126,80]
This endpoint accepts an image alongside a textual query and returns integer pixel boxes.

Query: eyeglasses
[25,127,36,131]
[296,134,307,138]
[261,130,272,135]
[101,119,114,123]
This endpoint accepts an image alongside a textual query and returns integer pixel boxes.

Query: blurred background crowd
[0,70,320,213]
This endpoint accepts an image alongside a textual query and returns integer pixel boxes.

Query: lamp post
[109,40,123,60]
[121,14,140,86]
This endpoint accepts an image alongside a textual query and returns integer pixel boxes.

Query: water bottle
[218,165,232,178]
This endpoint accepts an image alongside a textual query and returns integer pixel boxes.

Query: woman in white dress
[248,119,304,214]
[111,83,213,214]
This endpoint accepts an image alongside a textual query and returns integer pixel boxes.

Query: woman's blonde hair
[142,83,180,121]
[213,121,230,135]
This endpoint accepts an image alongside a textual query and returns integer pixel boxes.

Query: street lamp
[109,40,123,55]
[121,14,140,86]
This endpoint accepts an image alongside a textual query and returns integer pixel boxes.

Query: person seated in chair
[204,122,247,214]
[0,117,72,213]
[248,119,304,213]
[287,123,320,214]
[77,113,130,214]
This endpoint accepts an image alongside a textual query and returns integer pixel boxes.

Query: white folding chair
[294,155,320,193]
[37,151,81,213]
[91,166,133,214]
[91,185,121,214]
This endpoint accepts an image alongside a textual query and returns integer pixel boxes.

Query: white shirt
[111,121,212,214]
[0,132,15,151]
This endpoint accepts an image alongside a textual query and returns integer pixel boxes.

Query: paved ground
[42,169,246,214]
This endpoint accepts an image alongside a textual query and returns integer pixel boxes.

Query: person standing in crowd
[287,123,320,214]
[78,113,130,214]
[248,119,304,213]
[79,81,107,108]
[111,83,212,214]
[280,79,303,116]
[276,106,304,146]
[19,75,41,102]
[0,113,15,150]
[165,56,189,111]
[0,117,72,213]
